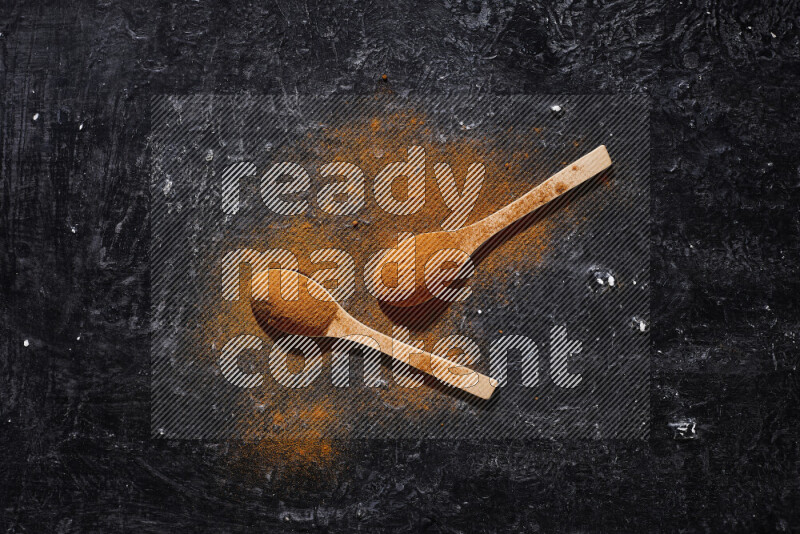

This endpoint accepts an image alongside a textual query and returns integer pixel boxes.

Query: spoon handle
[464,145,612,248]
[329,314,497,400]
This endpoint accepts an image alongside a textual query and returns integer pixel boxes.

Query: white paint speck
[633,280,637,286]
[70,225,77,233]
[771,32,777,38]
[631,316,649,332]
[32,113,39,121]
[477,309,482,314]
[76,335,81,341]
[23,339,29,347]
[607,275,615,287]
[205,149,214,162]
[163,178,173,196]
[669,419,697,439]
[79,123,84,130]
[550,104,562,112]
[596,277,605,286]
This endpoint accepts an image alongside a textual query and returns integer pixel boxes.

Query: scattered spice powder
[226,400,339,484]
[193,102,597,482]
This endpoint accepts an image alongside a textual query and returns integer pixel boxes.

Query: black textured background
[1,1,798,532]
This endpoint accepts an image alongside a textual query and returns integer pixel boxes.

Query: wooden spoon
[249,269,498,400]
[372,145,612,307]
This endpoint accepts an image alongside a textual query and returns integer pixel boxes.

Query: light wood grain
[250,269,498,399]
[375,145,612,307]
[464,145,612,247]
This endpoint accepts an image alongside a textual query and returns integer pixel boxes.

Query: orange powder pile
[198,101,594,481]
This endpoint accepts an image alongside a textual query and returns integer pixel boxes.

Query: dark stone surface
[1,0,798,531]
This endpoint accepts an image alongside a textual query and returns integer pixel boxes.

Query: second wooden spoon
[249,269,498,400]
[371,145,612,307]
